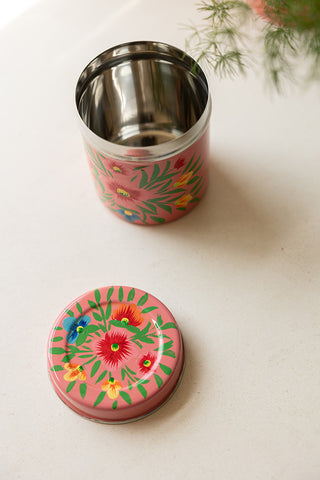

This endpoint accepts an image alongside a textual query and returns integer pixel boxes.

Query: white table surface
[1,1,320,479]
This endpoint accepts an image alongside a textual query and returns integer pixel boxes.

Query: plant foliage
[187,0,320,90]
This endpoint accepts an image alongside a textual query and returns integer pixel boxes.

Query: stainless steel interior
[76,41,209,148]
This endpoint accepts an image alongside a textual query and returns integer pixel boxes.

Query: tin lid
[47,286,184,423]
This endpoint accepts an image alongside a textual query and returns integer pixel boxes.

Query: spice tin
[75,41,211,225]
[47,286,184,423]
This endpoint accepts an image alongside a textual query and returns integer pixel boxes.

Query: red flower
[174,157,185,169]
[97,331,131,367]
[138,352,157,374]
[111,304,144,327]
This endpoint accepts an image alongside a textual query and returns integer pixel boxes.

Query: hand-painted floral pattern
[111,303,144,327]
[139,353,157,374]
[63,363,87,382]
[63,315,91,344]
[48,287,180,411]
[101,377,122,399]
[84,131,209,224]
[97,331,131,367]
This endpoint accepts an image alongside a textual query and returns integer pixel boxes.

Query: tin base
[115,126,183,148]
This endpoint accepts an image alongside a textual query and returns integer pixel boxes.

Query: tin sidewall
[83,127,210,225]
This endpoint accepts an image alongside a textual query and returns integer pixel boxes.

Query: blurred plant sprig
[186,0,320,90]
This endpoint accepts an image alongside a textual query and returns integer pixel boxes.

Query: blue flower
[116,209,140,223]
[62,315,91,344]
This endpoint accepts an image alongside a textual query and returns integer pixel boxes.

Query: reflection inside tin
[76,43,209,148]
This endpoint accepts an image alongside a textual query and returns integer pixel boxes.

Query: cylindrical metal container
[76,41,211,225]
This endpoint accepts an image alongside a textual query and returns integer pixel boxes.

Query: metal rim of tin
[47,286,185,423]
[75,40,212,162]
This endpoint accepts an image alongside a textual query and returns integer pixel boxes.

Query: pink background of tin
[85,129,210,225]
[47,286,184,422]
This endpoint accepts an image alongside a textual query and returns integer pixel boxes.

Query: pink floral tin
[47,286,184,423]
[75,41,211,225]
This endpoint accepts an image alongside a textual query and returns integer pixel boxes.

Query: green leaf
[138,379,150,384]
[78,354,93,358]
[94,391,106,407]
[88,300,98,309]
[159,363,172,375]
[65,309,74,317]
[85,325,100,333]
[54,326,63,330]
[140,321,151,335]
[95,289,101,304]
[109,319,140,333]
[130,175,137,182]
[105,301,112,320]
[141,306,158,314]
[107,286,114,301]
[183,154,195,173]
[189,155,201,172]
[49,347,65,355]
[137,292,148,306]
[66,381,76,393]
[150,216,165,223]
[50,336,63,342]
[137,384,147,399]
[155,314,163,327]
[142,201,157,213]
[61,354,74,363]
[134,340,143,349]
[121,368,126,380]
[93,312,103,322]
[158,179,172,192]
[76,332,88,346]
[154,374,163,388]
[91,360,101,377]
[161,350,176,358]
[50,365,64,372]
[191,178,203,195]
[187,175,199,185]
[82,355,97,366]
[127,288,135,302]
[79,383,87,399]
[138,336,154,344]
[96,370,108,383]
[151,163,160,181]
[157,203,172,214]
[139,170,148,188]
[160,322,178,330]
[118,286,124,302]
[68,345,81,353]
[126,366,137,375]
[128,380,133,391]
[155,340,173,351]
[112,400,118,410]
[192,158,204,175]
[119,391,132,405]
[76,302,83,314]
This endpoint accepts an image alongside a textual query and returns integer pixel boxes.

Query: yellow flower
[175,194,193,208]
[116,187,130,197]
[101,377,122,399]
[174,171,193,188]
[63,363,87,382]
